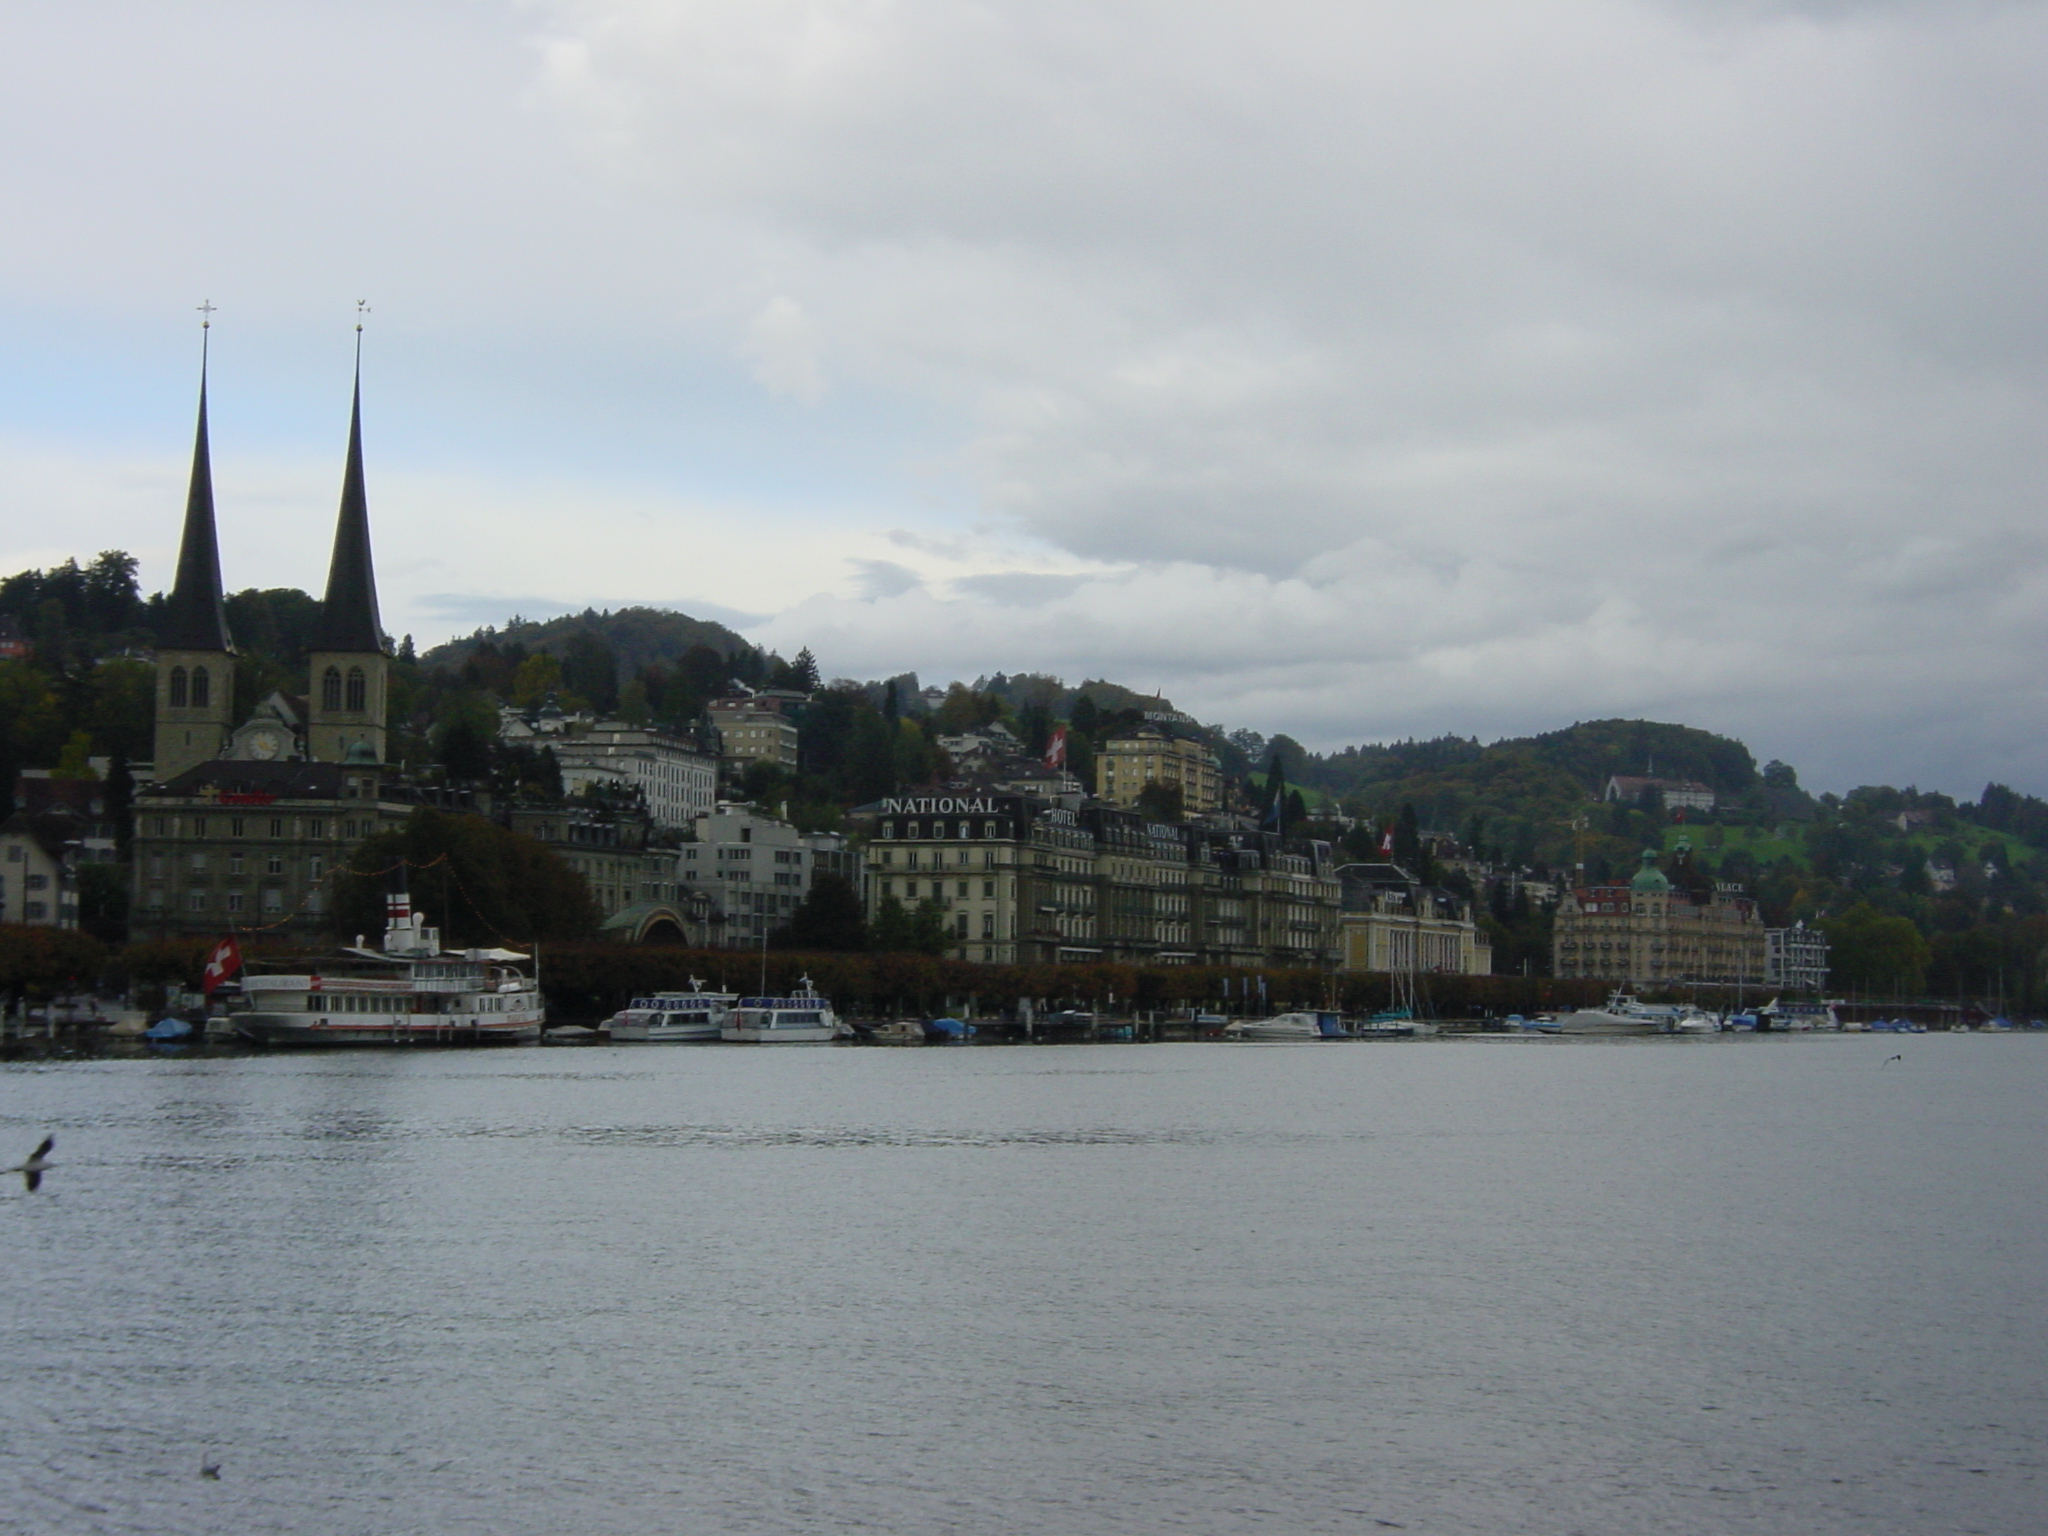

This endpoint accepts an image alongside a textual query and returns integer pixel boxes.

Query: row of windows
[319,666,371,712]
[149,888,304,914]
[876,847,996,870]
[146,816,360,840]
[166,665,214,708]
[880,821,1009,841]
[152,851,322,878]
[878,879,1000,902]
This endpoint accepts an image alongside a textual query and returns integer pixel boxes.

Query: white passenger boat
[720,977,843,1043]
[1222,1011,1324,1042]
[231,891,543,1046]
[607,980,736,1042]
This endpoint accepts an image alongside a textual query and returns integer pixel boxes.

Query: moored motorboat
[721,977,843,1043]
[1555,995,1662,1035]
[606,980,736,1042]
[1222,1011,1325,1042]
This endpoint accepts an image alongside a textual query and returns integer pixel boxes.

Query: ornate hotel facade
[855,792,1342,968]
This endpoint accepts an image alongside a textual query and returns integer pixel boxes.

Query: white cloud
[740,295,828,401]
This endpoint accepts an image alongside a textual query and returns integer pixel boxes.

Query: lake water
[2,1033,2042,1536]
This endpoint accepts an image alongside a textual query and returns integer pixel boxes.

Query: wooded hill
[419,606,758,681]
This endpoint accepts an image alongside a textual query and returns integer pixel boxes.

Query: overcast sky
[3,1,2043,796]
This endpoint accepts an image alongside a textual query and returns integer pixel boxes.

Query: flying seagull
[1882,1054,1904,1066]
[7,1135,53,1191]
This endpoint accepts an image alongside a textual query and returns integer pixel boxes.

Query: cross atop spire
[314,328,384,654]
[159,312,235,653]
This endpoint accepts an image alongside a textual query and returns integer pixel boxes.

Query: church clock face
[248,729,282,761]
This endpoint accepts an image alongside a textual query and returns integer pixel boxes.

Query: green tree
[511,653,564,708]
[328,810,600,946]
[86,658,156,762]
[77,861,130,945]
[1822,902,1933,997]
[434,695,498,783]
[868,893,950,955]
[53,731,99,780]
[1136,781,1185,822]
[775,872,869,951]
[560,631,619,714]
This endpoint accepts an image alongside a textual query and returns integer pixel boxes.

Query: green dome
[343,739,381,765]
[1629,849,1670,893]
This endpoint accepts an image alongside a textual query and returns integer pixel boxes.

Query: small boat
[1222,1011,1325,1042]
[541,1025,603,1045]
[1762,1000,1841,1032]
[865,1019,927,1045]
[606,979,736,1042]
[721,977,842,1044]
[924,1016,977,1043]
[1556,994,1662,1035]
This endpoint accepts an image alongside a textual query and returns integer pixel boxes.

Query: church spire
[314,319,384,654]
[159,310,235,653]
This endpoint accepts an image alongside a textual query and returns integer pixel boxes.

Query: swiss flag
[202,936,243,996]
[1381,828,1395,855]
[1045,726,1068,771]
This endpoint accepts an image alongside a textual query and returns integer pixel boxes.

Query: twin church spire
[159,324,235,654]
[313,330,384,655]
[154,312,390,780]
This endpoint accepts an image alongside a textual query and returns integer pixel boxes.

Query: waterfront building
[853,793,1340,968]
[506,798,656,923]
[674,802,848,947]
[1552,849,1765,988]
[0,806,90,927]
[133,763,412,939]
[1094,727,1225,815]
[1765,920,1830,993]
[1336,863,1493,976]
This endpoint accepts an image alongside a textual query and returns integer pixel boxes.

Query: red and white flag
[1045,726,1067,771]
[202,936,243,996]
[1381,828,1395,855]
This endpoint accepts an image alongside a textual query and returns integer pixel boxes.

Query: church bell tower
[305,329,389,765]
[152,320,237,783]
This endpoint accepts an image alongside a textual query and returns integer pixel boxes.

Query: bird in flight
[7,1135,54,1191]
[1882,1054,1904,1066]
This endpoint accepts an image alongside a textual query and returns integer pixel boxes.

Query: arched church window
[168,667,188,707]
[322,667,342,711]
[346,667,367,712]
[191,666,210,708]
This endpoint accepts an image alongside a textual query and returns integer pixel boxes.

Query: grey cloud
[6,1,2046,796]
[850,559,924,600]
[947,572,1089,605]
